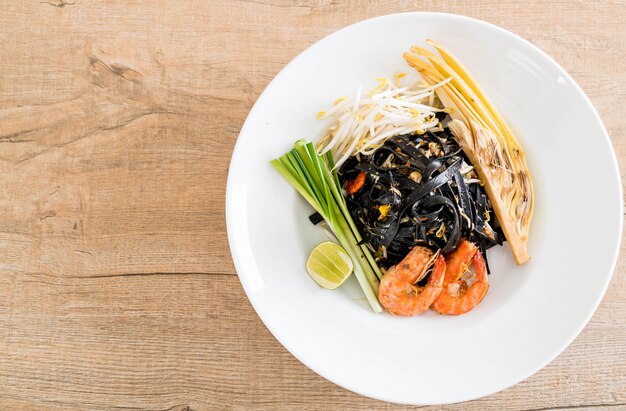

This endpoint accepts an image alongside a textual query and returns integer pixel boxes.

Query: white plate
[226,12,622,405]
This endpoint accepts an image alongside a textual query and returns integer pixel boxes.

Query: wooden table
[1,1,624,409]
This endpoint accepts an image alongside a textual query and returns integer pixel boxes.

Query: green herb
[271,140,383,312]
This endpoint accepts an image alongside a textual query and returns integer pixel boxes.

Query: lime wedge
[306,241,353,290]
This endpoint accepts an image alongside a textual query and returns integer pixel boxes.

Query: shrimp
[431,243,489,315]
[443,239,478,283]
[378,246,446,316]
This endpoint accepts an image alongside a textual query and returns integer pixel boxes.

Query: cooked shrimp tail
[444,240,478,283]
[432,248,489,315]
[378,246,446,316]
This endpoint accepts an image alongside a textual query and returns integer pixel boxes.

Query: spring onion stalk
[271,140,383,312]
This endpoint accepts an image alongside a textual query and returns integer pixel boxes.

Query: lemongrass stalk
[333,213,380,293]
[271,141,382,312]
[322,151,383,281]
[303,141,381,287]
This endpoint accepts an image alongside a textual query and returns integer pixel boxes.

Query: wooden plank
[0,0,624,409]
[1,270,624,410]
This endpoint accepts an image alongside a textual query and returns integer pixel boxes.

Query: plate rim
[225,11,623,405]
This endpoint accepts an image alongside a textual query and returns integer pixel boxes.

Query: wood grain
[0,1,624,409]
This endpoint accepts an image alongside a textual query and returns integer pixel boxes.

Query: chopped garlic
[409,171,422,183]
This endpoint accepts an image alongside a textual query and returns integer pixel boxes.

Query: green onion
[271,140,383,312]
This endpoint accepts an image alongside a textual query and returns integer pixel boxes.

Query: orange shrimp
[431,244,489,315]
[443,239,478,283]
[378,246,446,316]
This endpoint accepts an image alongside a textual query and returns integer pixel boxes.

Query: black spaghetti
[337,128,504,270]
